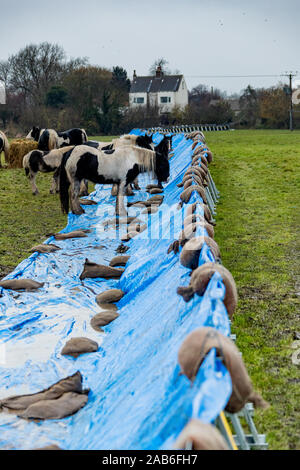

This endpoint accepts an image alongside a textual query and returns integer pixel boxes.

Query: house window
[160,96,171,103]
[134,97,144,104]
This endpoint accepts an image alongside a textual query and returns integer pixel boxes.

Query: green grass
[0,130,299,449]
[206,130,300,450]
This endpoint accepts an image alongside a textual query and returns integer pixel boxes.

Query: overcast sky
[0,0,299,94]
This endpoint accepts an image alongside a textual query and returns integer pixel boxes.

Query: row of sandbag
[168,131,268,450]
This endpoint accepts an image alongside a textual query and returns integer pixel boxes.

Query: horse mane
[112,134,138,147]
[133,146,156,176]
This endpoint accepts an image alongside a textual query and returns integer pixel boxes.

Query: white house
[129,66,188,114]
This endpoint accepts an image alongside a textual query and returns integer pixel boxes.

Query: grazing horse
[23,146,75,195]
[59,136,170,216]
[26,127,88,150]
[0,130,10,167]
[26,126,43,141]
[23,146,88,196]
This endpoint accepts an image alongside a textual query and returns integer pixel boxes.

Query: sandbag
[30,244,61,254]
[173,419,228,450]
[148,195,164,204]
[180,236,221,268]
[0,371,84,411]
[184,202,214,225]
[90,311,119,331]
[18,391,89,420]
[148,188,163,194]
[180,185,207,204]
[80,259,124,280]
[61,337,99,357]
[146,184,162,190]
[184,214,214,238]
[109,255,130,267]
[95,289,124,305]
[167,222,214,255]
[53,230,90,240]
[177,262,238,318]
[178,327,268,413]
[0,279,44,291]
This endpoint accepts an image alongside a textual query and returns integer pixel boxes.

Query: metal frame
[142,123,232,135]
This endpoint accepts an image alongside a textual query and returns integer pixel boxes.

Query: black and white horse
[85,134,154,195]
[23,146,75,195]
[0,130,10,167]
[59,136,170,216]
[26,127,88,150]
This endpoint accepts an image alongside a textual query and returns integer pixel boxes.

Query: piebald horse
[23,146,75,195]
[26,127,87,150]
[59,136,170,216]
[0,130,10,167]
[86,134,154,195]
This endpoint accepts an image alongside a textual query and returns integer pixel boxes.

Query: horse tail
[59,151,72,214]
[48,130,59,149]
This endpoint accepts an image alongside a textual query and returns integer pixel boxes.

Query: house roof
[130,75,183,94]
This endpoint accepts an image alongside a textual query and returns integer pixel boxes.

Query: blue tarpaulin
[0,131,232,450]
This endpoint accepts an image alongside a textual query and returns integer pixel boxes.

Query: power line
[185,74,298,78]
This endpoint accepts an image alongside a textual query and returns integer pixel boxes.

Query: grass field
[0,130,299,449]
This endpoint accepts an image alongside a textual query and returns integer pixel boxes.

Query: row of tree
[0,43,299,136]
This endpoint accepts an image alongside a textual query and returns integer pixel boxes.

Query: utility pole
[283,71,297,131]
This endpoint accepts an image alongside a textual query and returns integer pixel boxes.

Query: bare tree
[7,43,86,105]
[149,58,171,75]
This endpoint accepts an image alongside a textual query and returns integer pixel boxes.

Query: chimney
[133,70,137,79]
[156,65,162,78]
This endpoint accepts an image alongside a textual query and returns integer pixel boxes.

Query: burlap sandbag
[178,327,268,413]
[53,230,90,240]
[180,236,221,269]
[109,255,130,267]
[190,165,208,181]
[0,279,44,291]
[96,289,124,305]
[0,371,84,411]
[180,185,207,204]
[173,419,228,450]
[193,152,209,168]
[80,259,124,280]
[184,214,214,238]
[18,391,88,420]
[61,337,99,357]
[184,202,215,226]
[90,311,119,331]
[177,262,237,318]
[30,244,61,254]
[192,156,208,170]
[177,172,204,189]
[184,166,204,180]
[167,222,215,255]
[183,178,205,191]
[148,188,163,194]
